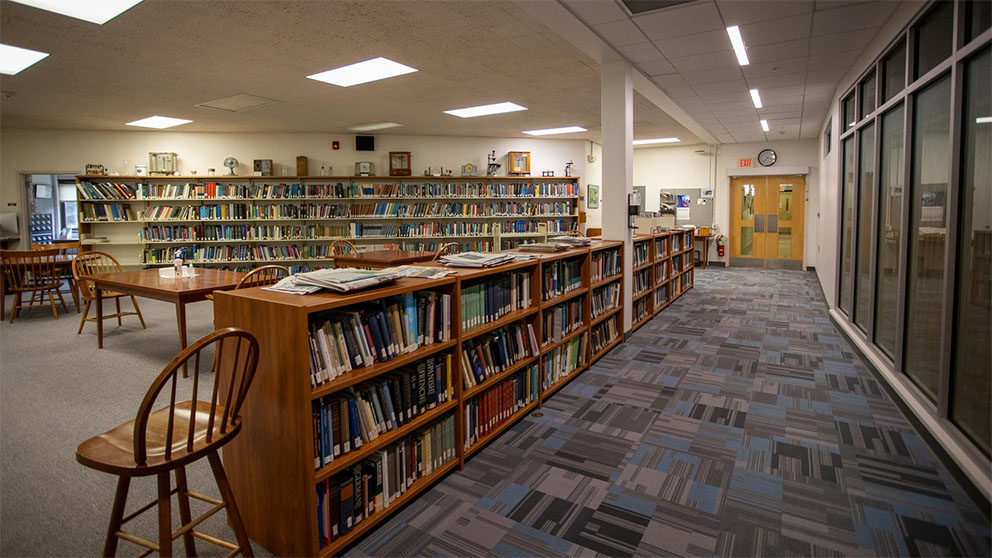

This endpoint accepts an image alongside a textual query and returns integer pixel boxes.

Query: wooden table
[85,268,245,367]
[331,250,435,269]
[694,234,713,268]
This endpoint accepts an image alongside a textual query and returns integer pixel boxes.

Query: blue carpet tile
[347,268,991,557]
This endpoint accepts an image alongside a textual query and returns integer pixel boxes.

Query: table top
[332,250,436,265]
[86,268,246,296]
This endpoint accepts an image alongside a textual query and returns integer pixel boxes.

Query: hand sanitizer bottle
[174,249,183,277]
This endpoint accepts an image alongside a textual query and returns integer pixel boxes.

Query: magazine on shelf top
[438,251,515,268]
[264,268,401,295]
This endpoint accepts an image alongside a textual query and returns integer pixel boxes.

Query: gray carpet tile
[346,269,990,558]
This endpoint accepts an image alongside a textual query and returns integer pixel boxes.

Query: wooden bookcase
[589,240,624,363]
[214,243,622,557]
[76,175,580,269]
[629,228,694,334]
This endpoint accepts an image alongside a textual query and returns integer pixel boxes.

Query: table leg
[96,285,104,349]
[176,302,188,378]
[703,241,709,268]
[1,270,6,321]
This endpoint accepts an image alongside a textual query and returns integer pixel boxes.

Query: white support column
[601,60,634,332]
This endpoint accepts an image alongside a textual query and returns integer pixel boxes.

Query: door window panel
[841,137,856,315]
[874,104,905,357]
[741,183,756,220]
[905,75,951,399]
[778,184,793,220]
[779,227,792,258]
[856,124,876,330]
[741,226,754,256]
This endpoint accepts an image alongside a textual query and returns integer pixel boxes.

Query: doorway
[729,175,806,269]
[22,174,78,246]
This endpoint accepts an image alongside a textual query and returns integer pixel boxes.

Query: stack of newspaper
[516,242,567,253]
[548,235,592,247]
[438,251,515,268]
[264,268,401,295]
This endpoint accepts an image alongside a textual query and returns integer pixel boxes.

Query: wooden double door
[729,175,805,269]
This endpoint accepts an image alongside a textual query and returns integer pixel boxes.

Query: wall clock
[758,149,777,167]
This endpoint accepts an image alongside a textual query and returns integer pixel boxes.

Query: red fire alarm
[332,141,340,150]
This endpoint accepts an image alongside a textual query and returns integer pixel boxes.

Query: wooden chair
[432,242,461,261]
[205,265,289,300]
[76,328,259,557]
[73,251,146,340]
[33,240,81,312]
[1,249,68,322]
[329,239,357,255]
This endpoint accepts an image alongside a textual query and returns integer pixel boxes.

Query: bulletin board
[662,188,713,228]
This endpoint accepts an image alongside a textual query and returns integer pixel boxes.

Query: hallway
[349,268,990,557]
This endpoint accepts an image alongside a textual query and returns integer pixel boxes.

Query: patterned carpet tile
[348,269,990,557]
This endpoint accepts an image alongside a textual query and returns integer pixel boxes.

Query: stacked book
[464,364,538,448]
[267,268,402,295]
[438,251,514,268]
[515,243,566,253]
[542,334,586,389]
[307,291,452,387]
[311,353,452,469]
[547,235,591,247]
[542,257,583,300]
[591,282,620,319]
[460,270,531,331]
[460,322,539,389]
[591,314,620,354]
[542,297,584,345]
[315,414,456,547]
[591,248,621,281]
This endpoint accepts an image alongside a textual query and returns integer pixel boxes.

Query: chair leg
[157,472,173,557]
[55,287,68,314]
[115,297,122,326]
[78,299,92,334]
[69,277,80,313]
[9,293,20,323]
[48,289,59,319]
[207,452,253,557]
[131,296,147,329]
[103,476,131,558]
[174,467,197,557]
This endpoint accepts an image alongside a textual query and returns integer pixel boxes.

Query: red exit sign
[739,158,753,167]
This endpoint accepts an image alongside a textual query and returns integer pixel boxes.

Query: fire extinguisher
[716,235,726,257]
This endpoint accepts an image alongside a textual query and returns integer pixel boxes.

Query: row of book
[401,240,493,252]
[463,365,538,449]
[591,314,620,355]
[673,254,682,274]
[681,272,692,289]
[633,298,649,324]
[655,261,668,282]
[498,219,574,234]
[141,204,250,221]
[316,414,456,547]
[137,182,249,200]
[352,182,578,198]
[542,297,584,345]
[77,181,137,200]
[656,238,669,258]
[460,270,531,331]
[308,292,452,387]
[672,236,682,252]
[655,284,669,307]
[542,333,586,390]
[591,248,621,282]
[542,257,583,301]
[634,241,650,266]
[591,282,620,319]
[144,244,302,264]
[251,203,350,220]
[311,354,452,469]
[633,268,651,295]
[460,322,539,389]
[138,223,353,242]
[80,203,137,222]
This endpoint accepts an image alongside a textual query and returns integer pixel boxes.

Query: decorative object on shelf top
[134,165,147,176]
[149,152,178,175]
[85,164,106,176]
[508,151,530,175]
[355,162,375,177]
[297,156,309,177]
[389,152,412,177]
[461,163,477,177]
[223,157,239,176]
[486,150,500,177]
[564,160,573,177]
[253,159,273,177]
[542,170,555,177]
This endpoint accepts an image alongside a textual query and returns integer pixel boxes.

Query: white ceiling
[564,0,901,142]
[0,0,702,144]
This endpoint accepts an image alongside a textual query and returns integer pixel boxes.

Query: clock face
[758,149,777,167]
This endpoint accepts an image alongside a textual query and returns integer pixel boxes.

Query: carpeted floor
[1,269,988,557]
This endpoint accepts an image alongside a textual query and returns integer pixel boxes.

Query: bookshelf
[213,243,621,557]
[629,228,695,334]
[76,175,580,270]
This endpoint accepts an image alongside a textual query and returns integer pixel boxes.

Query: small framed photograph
[389,151,411,176]
[34,184,52,199]
[587,184,600,209]
[135,165,148,176]
[508,151,530,175]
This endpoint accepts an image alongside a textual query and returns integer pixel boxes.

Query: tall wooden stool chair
[205,264,289,301]
[76,328,260,557]
[73,252,146,341]
[1,248,68,322]
[432,242,461,261]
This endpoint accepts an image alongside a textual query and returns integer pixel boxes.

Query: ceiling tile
[563,0,628,25]
[806,50,859,70]
[717,0,814,26]
[741,56,809,78]
[651,74,689,89]
[740,13,814,47]
[681,66,745,85]
[746,39,811,64]
[811,1,899,36]
[653,29,732,59]
[746,71,808,89]
[637,58,677,76]
[668,50,740,73]
[664,85,699,98]
[762,84,806,99]
[675,96,710,110]
[617,42,665,63]
[593,19,649,47]
[705,99,755,112]
[809,28,877,55]
[697,91,751,104]
[765,117,803,126]
[805,66,847,84]
[632,2,725,41]
[718,113,762,123]
[814,1,874,10]
[732,132,768,142]
[758,106,804,117]
[691,79,747,96]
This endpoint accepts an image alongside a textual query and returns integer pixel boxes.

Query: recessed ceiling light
[0,43,49,75]
[749,88,763,109]
[976,116,992,124]
[126,116,192,129]
[9,0,143,24]
[444,102,528,118]
[726,26,750,66]
[522,126,587,136]
[633,138,681,145]
[760,119,770,132]
[196,93,280,113]
[349,122,404,132]
[306,57,417,87]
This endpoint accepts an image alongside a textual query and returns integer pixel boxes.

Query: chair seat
[85,289,128,300]
[76,400,240,476]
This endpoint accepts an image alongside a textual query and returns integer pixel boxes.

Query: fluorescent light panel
[444,102,527,118]
[522,126,587,136]
[10,0,143,24]
[749,88,763,109]
[350,122,404,132]
[126,116,192,129]
[760,119,770,132]
[976,116,992,124]
[306,57,417,87]
[633,138,681,145]
[0,43,49,75]
[726,26,750,66]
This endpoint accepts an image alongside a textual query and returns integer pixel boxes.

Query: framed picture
[389,151,411,176]
[587,184,600,209]
[508,151,530,175]
[34,184,52,199]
